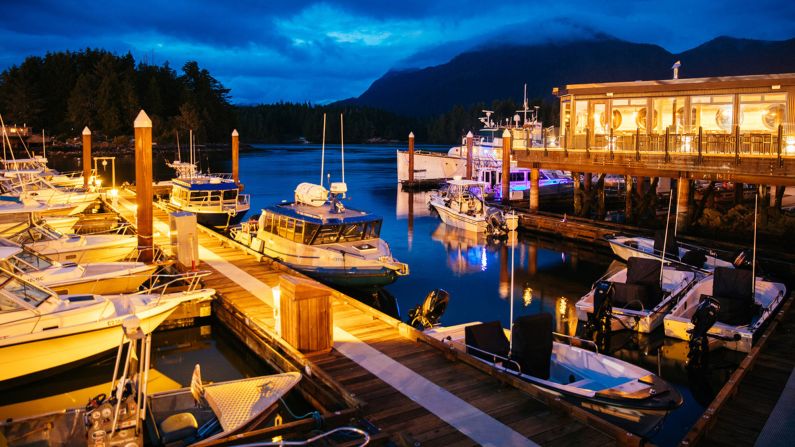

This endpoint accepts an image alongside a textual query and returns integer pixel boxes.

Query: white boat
[1,173,99,214]
[0,239,157,295]
[477,165,573,200]
[663,267,788,352]
[606,233,734,271]
[167,160,250,228]
[232,182,408,289]
[0,268,216,385]
[1,156,88,188]
[427,316,683,435]
[0,194,80,236]
[428,179,505,234]
[7,222,137,263]
[575,257,699,333]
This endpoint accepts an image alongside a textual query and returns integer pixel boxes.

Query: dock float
[106,188,641,446]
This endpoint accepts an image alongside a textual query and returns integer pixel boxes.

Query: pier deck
[108,189,634,446]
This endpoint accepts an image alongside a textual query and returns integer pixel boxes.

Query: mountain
[350,36,795,117]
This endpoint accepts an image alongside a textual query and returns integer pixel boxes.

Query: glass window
[739,93,787,131]
[0,292,24,312]
[223,190,237,200]
[293,220,304,243]
[11,249,52,272]
[610,99,646,132]
[0,274,50,307]
[303,222,320,244]
[313,225,341,245]
[692,95,735,132]
[340,223,366,242]
[574,100,588,133]
[592,103,607,134]
[364,220,382,239]
[653,97,686,132]
[509,172,525,182]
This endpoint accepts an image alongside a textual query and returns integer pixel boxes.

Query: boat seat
[653,230,679,260]
[711,267,757,325]
[612,282,663,310]
[159,412,199,444]
[510,313,553,380]
[465,321,509,363]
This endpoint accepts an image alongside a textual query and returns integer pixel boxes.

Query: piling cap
[232,129,239,137]
[408,131,414,139]
[134,110,152,128]
[466,131,473,138]
[82,126,91,136]
[502,129,512,138]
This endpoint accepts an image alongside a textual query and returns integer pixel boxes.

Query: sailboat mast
[321,113,326,185]
[42,129,46,159]
[340,113,345,185]
[189,129,194,178]
[752,193,758,301]
[176,130,181,162]
[660,185,674,285]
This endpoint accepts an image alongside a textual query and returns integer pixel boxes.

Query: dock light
[523,287,533,307]
[558,296,568,316]
[109,188,118,198]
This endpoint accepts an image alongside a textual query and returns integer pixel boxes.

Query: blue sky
[1,1,793,104]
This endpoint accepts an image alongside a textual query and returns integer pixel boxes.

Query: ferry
[167,161,250,228]
[231,182,409,289]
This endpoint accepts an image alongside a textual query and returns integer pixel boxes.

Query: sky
[1,0,794,105]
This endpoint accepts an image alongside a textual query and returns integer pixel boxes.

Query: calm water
[48,144,743,446]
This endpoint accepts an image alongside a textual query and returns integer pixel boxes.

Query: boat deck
[106,188,635,446]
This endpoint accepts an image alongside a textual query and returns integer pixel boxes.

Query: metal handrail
[441,336,523,373]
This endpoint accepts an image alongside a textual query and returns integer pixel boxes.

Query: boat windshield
[259,210,382,245]
[0,271,51,308]
[10,248,53,272]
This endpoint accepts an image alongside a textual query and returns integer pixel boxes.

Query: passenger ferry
[167,161,250,228]
[231,182,409,289]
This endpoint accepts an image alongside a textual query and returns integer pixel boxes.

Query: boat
[606,232,734,271]
[1,172,99,214]
[0,238,158,295]
[1,156,88,188]
[0,268,216,386]
[6,221,137,264]
[427,315,683,435]
[0,194,80,236]
[231,182,409,289]
[575,257,700,333]
[428,178,506,235]
[477,166,573,201]
[663,266,787,352]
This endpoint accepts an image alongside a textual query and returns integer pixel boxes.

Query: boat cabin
[171,177,245,212]
[0,241,52,274]
[258,203,383,246]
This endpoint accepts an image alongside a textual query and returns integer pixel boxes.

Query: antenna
[176,130,181,162]
[42,129,46,159]
[660,184,674,285]
[320,113,326,185]
[189,129,194,178]
[340,113,345,188]
[752,192,758,301]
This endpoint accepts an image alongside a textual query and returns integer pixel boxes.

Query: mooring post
[232,129,240,187]
[502,129,511,203]
[408,131,415,184]
[82,126,91,189]
[676,178,691,234]
[529,168,539,212]
[466,131,473,179]
[134,110,154,263]
[625,175,633,222]
[573,172,582,215]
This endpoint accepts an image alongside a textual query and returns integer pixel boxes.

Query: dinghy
[606,233,734,271]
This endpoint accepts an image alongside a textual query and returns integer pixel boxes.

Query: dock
[106,188,640,446]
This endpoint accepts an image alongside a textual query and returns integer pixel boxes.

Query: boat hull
[430,201,489,233]
[39,264,159,295]
[31,238,137,264]
[195,209,248,228]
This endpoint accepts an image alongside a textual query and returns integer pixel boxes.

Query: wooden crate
[278,275,332,353]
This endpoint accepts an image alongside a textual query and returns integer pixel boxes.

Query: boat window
[0,292,24,312]
[223,189,237,201]
[259,212,274,234]
[364,220,382,239]
[313,225,341,244]
[0,274,50,307]
[302,222,320,244]
[277,216,295,240]
[11,249,52,272]
[509,173,525,182]
[293,219,304,243]
[339,223,366,242]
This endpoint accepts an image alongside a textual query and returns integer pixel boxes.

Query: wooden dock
[107,188,641,446]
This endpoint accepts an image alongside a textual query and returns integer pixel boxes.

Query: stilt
[82,127,91,188]
[597,178,606,220]
[407,191,414,250]
[232,129,240,188]
[502,129,511,203]
[676,178,691,234]
[529,168,539,212]
[408,132,415,184]
[735,182,744,205]
[466,131,474,179]
[573,172,582,216]
[134,110,154,263]
[625,175,633,223]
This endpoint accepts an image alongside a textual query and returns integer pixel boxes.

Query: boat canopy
[172,178,239,191]
[259,204,383,245]
[0,269,53,311]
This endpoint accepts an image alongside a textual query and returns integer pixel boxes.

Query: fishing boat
[428,178,506,234]
[0,268,216,386]
[575,257,699,333]
[427,315,683,435]
[7,221,137,263]
[663,267,787,352]
[0,239,157,295]
[232,182,409,288]
[606,233,734,271]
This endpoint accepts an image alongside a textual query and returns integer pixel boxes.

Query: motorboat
[0,239,157,295]
[1,156,87,188]
[606,233,734,271]
[427,315,683,435]
[575,257,699,333]
[0,194,80,236]
[1,173,99,215]
[6,222,137,264]
[663,266,788,352]
[477,166,573,201]
[231,182,409,289]
[428,178,506,235]
[0,268,216,385]
[167,160,250,228]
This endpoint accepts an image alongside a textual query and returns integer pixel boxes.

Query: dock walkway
[107,189,631,445]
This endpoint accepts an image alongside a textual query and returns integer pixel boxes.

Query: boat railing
[77,221,134,236]
[552,332,600,353]
[137,270,212,298]
[441,336,523,373]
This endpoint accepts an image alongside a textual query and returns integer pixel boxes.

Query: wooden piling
[625,175,633,222]
[676,178,691,234]
[502,129,511,203]
[232,129,240,187]
[82,127,91,189]
[466,131,474,179]
[529,168,539,212]
[134,110,153,263]
[406,131,415,184]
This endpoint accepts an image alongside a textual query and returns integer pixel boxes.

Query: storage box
[278,275,332,353]
[169,212,198,268]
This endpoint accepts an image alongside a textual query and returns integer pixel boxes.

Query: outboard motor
[486,208,507,235]
[732,249,752,269]
[584,280,613,352]
[687,296,720,369]
[407,289,450,330]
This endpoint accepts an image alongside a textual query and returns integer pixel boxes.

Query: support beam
[232,129,240,187]
[134,110,154,263]
[529,168,539,212]
[466,131,474,179]
[573,172,582,216]
[676,178,691,234]
[408,132,415,183]
[82,127,91,189]
[625,175,633,222]
[502,129,511,203]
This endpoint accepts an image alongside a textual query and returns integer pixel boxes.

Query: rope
[230,427,370,446]
[279,397,321,426]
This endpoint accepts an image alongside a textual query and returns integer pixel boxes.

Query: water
[48,144,742,446]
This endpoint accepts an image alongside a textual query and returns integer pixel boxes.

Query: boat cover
[614,257,664,309]
[510,314,552,380]
[653,230,679,259]
[712,267,755,325]
[465,321,509,362]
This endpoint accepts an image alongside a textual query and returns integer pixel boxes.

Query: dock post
[573,172,582,215]
[82,126,91,189]
[466,131,473,179]
[625,175,633,222]
[734,125,741,164]
[676,178,691,234]
[134,110,154,263]
[232,129,240,187]
[408,132,415,184]
[529,168,539,212]
[502,129,511,203]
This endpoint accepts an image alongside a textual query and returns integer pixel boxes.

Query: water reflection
[430,223,492,275]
